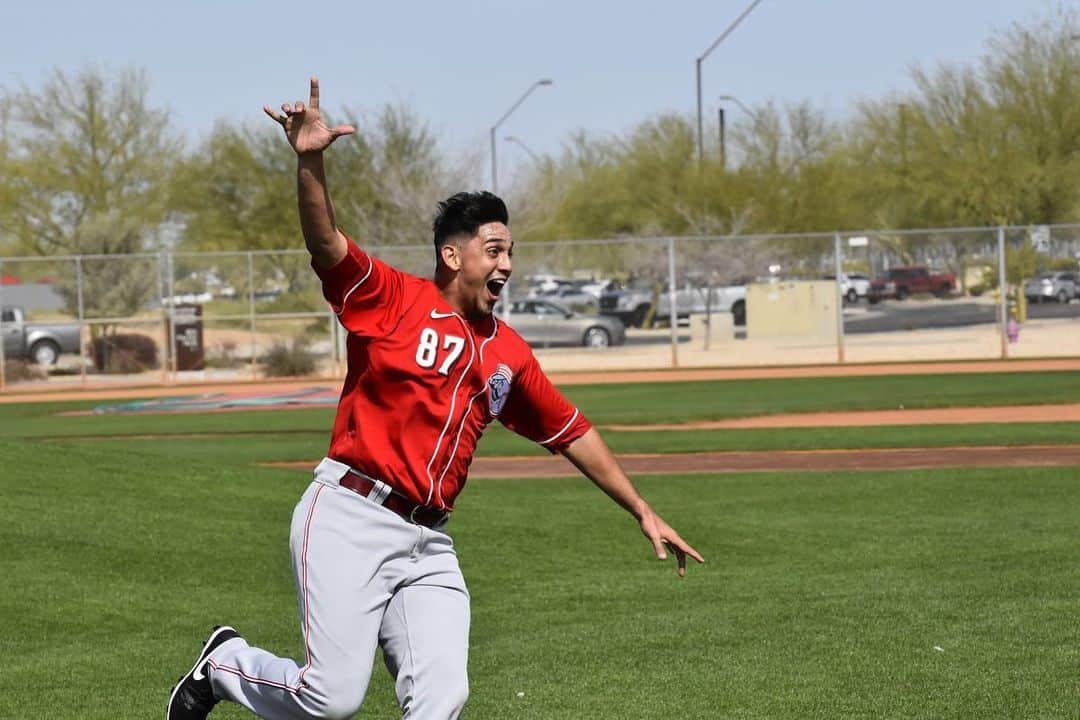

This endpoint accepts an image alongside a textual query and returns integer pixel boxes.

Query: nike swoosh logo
[192,662,208,682]
[430,309,457,319]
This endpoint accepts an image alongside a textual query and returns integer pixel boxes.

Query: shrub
[90,333,159,374]
[3,359,47,384]
[262,292,322,315]
[204,341,244,369]
[1049,257,1079,271]
[968,283,986,297]
[262,339,316,377]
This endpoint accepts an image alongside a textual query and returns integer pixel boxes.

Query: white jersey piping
[424,310,476,507]
[337,254,374,315]
[539,408,580,446]
[435,314,498,507]
[435,386,486,508]
[479,316,498,362]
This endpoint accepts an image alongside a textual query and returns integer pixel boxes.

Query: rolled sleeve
[498,354,592,453]
[312,234,405,338]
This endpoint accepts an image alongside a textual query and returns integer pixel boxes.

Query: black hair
[432,192,509,254]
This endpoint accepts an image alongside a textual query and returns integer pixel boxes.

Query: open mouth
[486,278,507,298]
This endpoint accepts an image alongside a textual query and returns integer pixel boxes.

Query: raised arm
[264,76,356,269]
[561,428,705,577]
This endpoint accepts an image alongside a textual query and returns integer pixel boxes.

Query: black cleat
[166,625,240,719]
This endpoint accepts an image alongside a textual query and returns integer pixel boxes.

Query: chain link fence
[3,223,1079,391]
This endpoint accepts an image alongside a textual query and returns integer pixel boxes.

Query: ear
[440,242,462,272]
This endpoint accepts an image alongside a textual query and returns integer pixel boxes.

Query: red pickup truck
[868,266,956,303]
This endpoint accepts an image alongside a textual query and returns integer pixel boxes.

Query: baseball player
[167,77,703,720]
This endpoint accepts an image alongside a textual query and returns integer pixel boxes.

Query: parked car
[868,266,956,303]
[525,274,574,295]
[599,281,747,327]
[1,306,82,365]
[1024,272,1078,304]
[825,272,872,303]
[537,284,601,313]
[503,299,626,348]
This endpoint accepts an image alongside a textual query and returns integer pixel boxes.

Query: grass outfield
[1,371,1079,717]
[3,368,1080,439]
[36,422,1080,464]
[0,438,1077,719]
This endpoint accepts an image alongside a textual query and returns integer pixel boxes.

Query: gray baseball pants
[206,458,471,719]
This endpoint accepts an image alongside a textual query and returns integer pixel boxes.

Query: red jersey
[314,236,592,511]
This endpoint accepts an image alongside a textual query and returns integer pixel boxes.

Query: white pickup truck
[825,272,872,303]
[1,306,82,364]
[599,283,747,327]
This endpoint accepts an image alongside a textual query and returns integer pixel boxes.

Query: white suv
[827,272,872,303]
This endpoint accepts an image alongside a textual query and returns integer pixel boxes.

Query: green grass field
[1,371,1077,718]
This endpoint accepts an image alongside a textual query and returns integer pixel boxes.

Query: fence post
[0,260,6,391]
[166,252,177,382]
[75,257,87,387]
[248,252,257,380]
[834,233,846,364]
[667,237,679,368]
[997,226,1008,359]
[155,252,169,385]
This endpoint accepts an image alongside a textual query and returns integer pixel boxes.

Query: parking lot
[843,296,1080,333]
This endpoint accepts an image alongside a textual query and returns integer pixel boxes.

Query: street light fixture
[695,0,765,165]
[718,94,762,167]
[505,135,540,163]
[490,79,553,193]
[718,94,754,119]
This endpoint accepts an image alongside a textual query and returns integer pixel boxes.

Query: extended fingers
[309,75,320,110]
[263,105,286,125]
[668,533,705,564]
[657,530,704,577]
[666,544,688,577]
[650,535,667,561]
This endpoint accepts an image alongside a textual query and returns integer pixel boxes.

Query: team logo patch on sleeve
[487,364,513,416]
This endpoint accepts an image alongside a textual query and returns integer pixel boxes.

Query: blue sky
[1,0,1068,184]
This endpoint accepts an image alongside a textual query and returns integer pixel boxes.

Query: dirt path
[607,403,1080,430]
[3,358,1078,404]
[265,445,1080,478]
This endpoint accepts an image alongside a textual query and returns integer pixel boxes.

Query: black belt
[339,471,449,528]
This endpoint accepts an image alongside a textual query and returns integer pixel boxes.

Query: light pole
[490,79,553,193]
[718,93,755,120]
[695,0,765,165]
[718,94,761,166]
[505,135,540,163]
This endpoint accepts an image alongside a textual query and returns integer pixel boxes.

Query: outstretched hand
[263,76,355,155]
[639,508,704,578]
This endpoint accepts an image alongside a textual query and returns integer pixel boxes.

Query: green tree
[0,66,181,320]
[0,105,17,254]
[173,103,466,292]
[985,7,1080,223]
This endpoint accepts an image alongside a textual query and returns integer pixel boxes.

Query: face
[443,222,513,318]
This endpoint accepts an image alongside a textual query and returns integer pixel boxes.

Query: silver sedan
[504,299,626,348]
[1024,272,1077,304]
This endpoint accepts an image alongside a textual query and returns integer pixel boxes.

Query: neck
[435,270,473,318]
